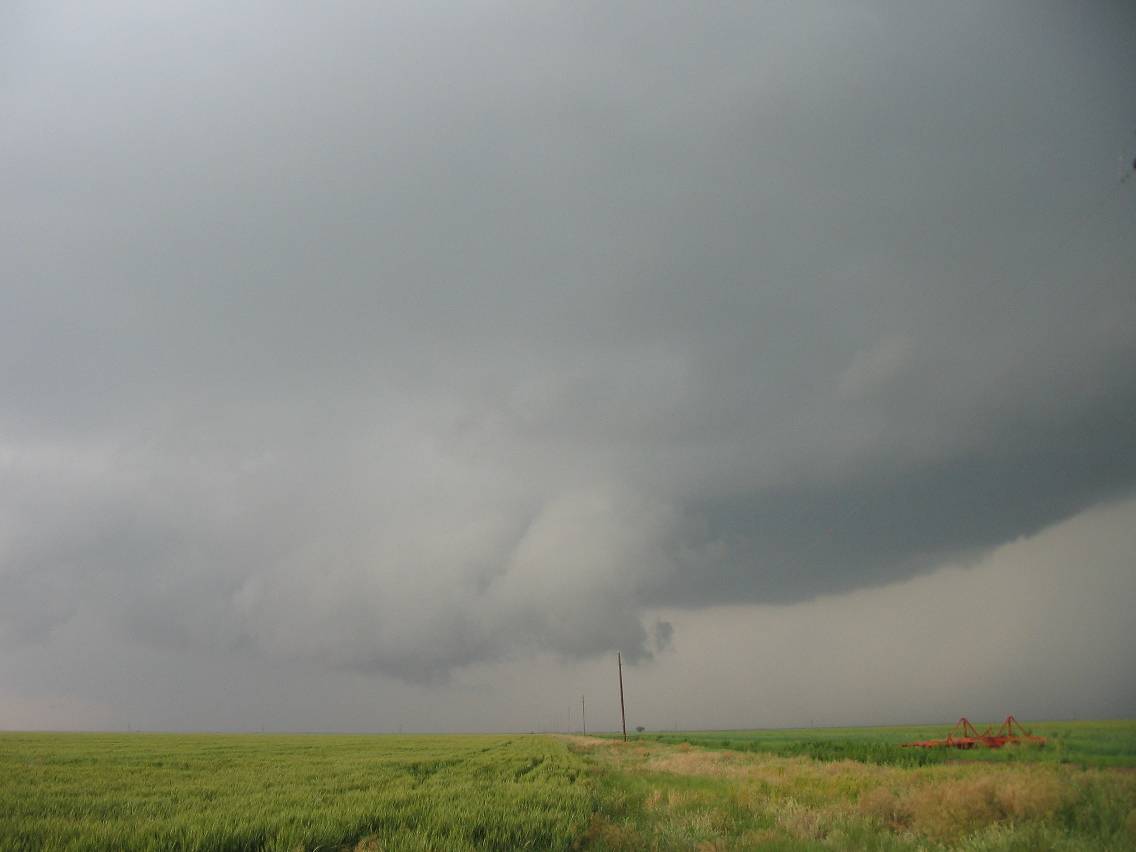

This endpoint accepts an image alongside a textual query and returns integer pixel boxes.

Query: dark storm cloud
[2,1,1134,685]
[665,365,1136,605]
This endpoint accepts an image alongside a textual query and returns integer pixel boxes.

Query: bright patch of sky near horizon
[1,1,1134,730]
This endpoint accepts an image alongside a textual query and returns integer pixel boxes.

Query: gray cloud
[4,499,1132,732]
[2,0,1134,703]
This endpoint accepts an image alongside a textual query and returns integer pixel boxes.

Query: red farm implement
[902,715,1045,749]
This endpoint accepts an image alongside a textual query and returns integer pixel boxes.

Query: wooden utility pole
[617,652,627,742]
[581,694,586,736]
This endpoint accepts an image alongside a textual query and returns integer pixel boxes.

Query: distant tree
[636,726,645,733]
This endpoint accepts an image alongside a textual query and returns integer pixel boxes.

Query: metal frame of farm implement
[902,715,1045,749]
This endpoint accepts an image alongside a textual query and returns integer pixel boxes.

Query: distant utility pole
[581,694,586,736]
[617,652,627,742]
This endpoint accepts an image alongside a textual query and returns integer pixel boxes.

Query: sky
[1,1,1134,732]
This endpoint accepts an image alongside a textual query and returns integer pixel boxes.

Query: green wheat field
[2,720,1134,850]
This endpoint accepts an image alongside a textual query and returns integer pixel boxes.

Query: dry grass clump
[559,735,602,753]
[990,772,1067,820]
[733,780,774,814]
[774,797,827,840]
[855,768,1072,841]
[671,788,702,809]
[646,746,841,789]
[908,778,1002,840]
[644,788,664,811]
[771,795,865,843]
[680,806,728,835]
[857,785,911,829]
[908,771,1070,841]
[646,749,752,779]
[737,828,782,847]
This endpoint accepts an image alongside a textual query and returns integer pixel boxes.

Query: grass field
[576,731,1136,850]
[622,719,1136,768]
[2,722,1134,850]
[0,733,590,851]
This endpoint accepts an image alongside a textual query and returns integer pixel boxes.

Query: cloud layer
[2,2,1134,694]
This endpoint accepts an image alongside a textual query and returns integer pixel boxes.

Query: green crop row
[0,733,592,851]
